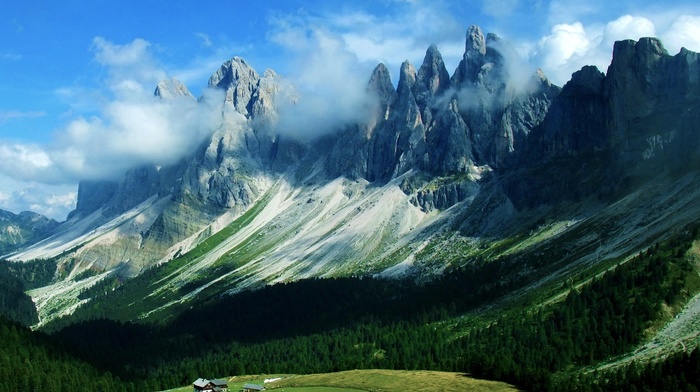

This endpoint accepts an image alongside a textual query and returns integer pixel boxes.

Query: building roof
[211,379,228,386]
[193,378,211,388]
[242,383,265,391]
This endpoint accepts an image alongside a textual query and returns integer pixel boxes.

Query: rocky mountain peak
[208,57,261,117]
[415,44,451,97]
[367,63,395,104]
[609,38,668,77]
[566,65,605,95]
[398,61,418,94]
[154,78,194,100]
[0,208,58,255]
[451,25,488,87]
[208,57,259,88]
[465,25,487,56]
[532,68,551,86]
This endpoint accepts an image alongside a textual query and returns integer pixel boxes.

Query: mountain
[0,209,57,255]
[6,26,700,335]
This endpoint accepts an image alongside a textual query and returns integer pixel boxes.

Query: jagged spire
[416,44,451,96]
[367,63,395,103]
[397,60,417,93]
[466,25,486,56]
[451,25,488,86]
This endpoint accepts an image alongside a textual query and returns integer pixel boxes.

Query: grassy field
[163,370,518,392]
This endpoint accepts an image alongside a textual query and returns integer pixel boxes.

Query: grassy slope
[163,370,517,392]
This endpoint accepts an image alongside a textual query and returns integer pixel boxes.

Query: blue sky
[1,0,699,220]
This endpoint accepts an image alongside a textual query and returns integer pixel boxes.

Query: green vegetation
[52,189,277,326]
[271,369,516,392]
[2,221,700,391]
[37,227,698,391]
[164,370,515,392]
[0,316,139,391]
[0,258,56,325]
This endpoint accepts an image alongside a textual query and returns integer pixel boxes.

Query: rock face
[326,25,559,210]
[69,26,700,225]
[526,37,700,176]
[15,26,700,295]
[0,209,58,255]
[605,38,700,174]
[154,78,194,99]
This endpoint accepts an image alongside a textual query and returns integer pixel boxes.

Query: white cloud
[0,176,76,221]
[92,37,151,67]
[264,1,468,139]
[92,36,168,98]
[0,110,46,123]
[268,22,375,139]
[0,37,226,185]
[268,1,465,84]
[662,15,700,54]
[528,12,698,86]
[196,32,213,48]
[602,14,656,48]
[530,22,596,84]
[0,144,60,184]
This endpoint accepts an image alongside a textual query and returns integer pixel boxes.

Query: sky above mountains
[1,0,699,220]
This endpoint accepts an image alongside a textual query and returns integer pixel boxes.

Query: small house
[240,383,265,392]
[211,379,229,392]
[193,378,229,392]
[193,378,214,391]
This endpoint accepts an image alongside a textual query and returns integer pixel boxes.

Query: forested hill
[0,316,143,391]
[24,225,700,391]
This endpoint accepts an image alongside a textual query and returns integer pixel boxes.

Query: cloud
[529,22,595,84]
[529,14,666,85]
[482,0,520,18]
[0,179,76,221]
[602,14,656,47]
[0,110,46,123]
[91,36,168,97]
[0,144,58,184]
[264,1,466,139]
[196,32,213,48]
[0,37,226,185]
[662,15,700,54]
[267,21,374,139]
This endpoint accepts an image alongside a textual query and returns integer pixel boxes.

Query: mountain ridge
[5,25,700,332]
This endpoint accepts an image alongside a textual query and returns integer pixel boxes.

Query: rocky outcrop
[605,38,700,174]
[154,78,194,99]
[326,25,558,210]
[69,180,118,219]
[400,174,481,211]
[0,209,58,254]
[524,37,700,177]
[529,65,607,159]
[451,25,488,87]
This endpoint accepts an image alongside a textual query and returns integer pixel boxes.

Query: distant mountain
[7,25,700,334]
[0,209,57,256]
